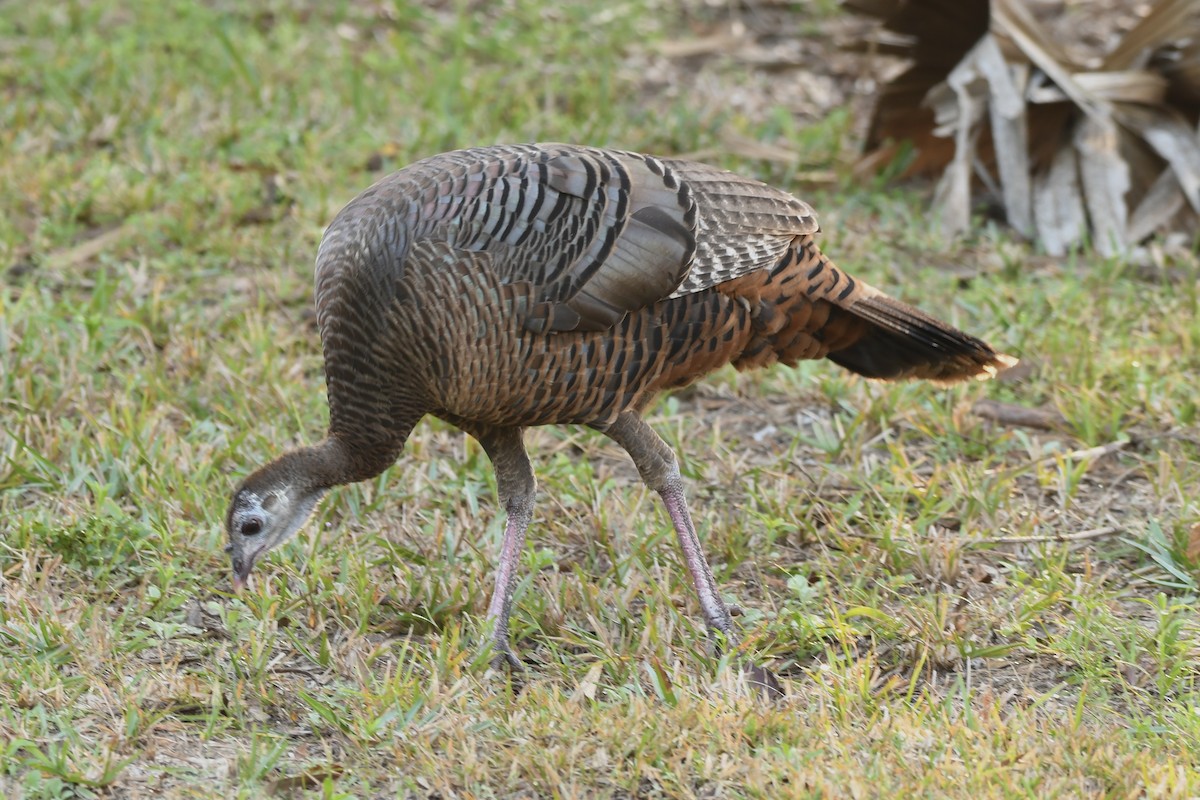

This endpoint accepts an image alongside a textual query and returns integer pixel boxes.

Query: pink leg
[659,471,736,640]
[599,414,735,642]
[484,495,532,670]
[473,427,536,671]
[599,412,782,696]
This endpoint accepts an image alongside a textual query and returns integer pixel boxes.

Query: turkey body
[315,144,1003,449]
[226,143,1014,688]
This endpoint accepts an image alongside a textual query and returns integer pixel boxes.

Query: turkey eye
[241,518,264,536]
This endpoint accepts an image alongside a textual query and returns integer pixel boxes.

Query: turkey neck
[250,433,400,494]
[313,232,427,485]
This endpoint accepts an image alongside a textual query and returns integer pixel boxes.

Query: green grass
[4,0,1200,796]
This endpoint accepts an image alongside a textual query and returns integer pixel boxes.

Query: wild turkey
[225,143,1015,684]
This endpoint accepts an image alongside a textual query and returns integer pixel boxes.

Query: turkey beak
[230,555,252,593]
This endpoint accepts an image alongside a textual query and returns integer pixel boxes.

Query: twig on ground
[44,223,135,270]
[971,525,1120,545]
[972,399,1068,430]
[986,437,1132,481]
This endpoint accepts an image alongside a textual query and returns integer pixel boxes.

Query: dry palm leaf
[851,0,1200,255]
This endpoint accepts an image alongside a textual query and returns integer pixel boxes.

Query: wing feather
[336,143,819,333]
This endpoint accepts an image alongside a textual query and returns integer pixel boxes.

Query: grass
[3,0,1200,796]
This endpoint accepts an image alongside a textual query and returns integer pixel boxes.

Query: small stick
[973,399,1067,431]
[985,437,1131,479]
[1044,440,1131,464]
[971,525,1120,545]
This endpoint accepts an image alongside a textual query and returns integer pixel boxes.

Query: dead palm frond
[848,0,1200,255]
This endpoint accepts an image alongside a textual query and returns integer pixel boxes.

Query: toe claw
[486,645,525,674]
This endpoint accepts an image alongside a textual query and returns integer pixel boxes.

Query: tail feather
[775,236,1016,384]
[828,295,1016,384]
[716,234,1016,384]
